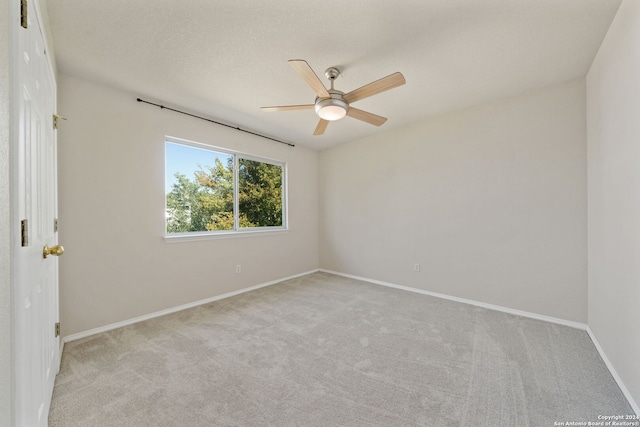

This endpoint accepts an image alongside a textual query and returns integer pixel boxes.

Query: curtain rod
[136,98,295,147]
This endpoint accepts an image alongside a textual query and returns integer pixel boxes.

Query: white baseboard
[63,269,320,343]
[587,327,640,416]
[320,269,587,330]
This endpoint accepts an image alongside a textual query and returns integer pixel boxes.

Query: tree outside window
[165,140,285,234]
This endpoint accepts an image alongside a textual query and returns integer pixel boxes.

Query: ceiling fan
[261,60,406,136]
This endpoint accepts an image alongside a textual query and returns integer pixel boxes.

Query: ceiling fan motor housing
[315,91,349,121]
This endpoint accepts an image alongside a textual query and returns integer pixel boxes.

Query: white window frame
[164,136,288,243]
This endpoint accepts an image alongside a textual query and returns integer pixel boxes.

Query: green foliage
[195,158,234,231]
[166,156,283,233]
[239,159,283,227]
[165,172,211,233]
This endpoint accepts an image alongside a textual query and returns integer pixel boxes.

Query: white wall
[57,73,319,336]
[0,0,13,423]
[587,0,640,412]
[320,79,587,323]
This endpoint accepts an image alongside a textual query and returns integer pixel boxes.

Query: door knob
[43,244,64,259]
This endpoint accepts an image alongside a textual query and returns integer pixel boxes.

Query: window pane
[238,158,283,228]
[165,142,234,233]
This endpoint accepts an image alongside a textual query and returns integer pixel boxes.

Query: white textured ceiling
[47,0,621,150]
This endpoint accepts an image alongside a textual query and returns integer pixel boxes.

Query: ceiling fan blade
[343,72,406,104]
[313,119,329,135]
[289,60,331,98]
[346,108,388,126]
[261,104,315,112]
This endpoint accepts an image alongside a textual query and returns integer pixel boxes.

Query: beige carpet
[49,272,633,426]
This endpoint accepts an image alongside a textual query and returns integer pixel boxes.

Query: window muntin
[165,139,286,236]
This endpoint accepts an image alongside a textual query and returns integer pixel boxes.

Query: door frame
[0,0,14,425]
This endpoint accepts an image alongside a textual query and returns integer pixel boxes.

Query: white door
[14,2,61,425]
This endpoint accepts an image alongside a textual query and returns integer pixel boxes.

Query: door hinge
[53,114,67,130]
[21,219,28,246]
[54,218,59,233]
[55,322,60,337]
[20,0,28,29]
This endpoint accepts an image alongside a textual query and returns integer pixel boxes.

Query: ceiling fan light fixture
[315,97,349,121]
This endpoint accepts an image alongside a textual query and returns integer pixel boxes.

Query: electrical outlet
[235,264,241,274]
[414,263,420,272]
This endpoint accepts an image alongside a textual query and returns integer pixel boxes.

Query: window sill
[164,228,289,243]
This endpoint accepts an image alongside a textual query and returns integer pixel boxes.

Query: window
[165,138,286,238]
